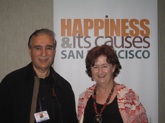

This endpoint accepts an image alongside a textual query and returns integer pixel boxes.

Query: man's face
[28,34,55,72]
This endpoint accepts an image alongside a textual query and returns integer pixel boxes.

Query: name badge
[34,111,50,122]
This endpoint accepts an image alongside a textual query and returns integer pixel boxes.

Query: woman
[77,44,148,123]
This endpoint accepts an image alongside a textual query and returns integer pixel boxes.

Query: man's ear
[28,48,31,56]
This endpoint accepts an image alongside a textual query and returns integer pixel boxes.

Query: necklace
[93,83,115,123]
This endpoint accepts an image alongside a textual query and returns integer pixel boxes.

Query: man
[0,28,78,123]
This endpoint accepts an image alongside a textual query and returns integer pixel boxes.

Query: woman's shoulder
[116,83,135,92]
[116,83,139,100]
[79,84,96,98]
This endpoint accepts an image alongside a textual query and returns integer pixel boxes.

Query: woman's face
[91,55,115,85]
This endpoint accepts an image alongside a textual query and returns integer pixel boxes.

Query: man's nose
[41,48,46,56]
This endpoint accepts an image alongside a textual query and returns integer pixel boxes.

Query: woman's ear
[112,64,116,73]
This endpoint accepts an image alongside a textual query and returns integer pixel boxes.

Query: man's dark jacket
[0,63,78,123]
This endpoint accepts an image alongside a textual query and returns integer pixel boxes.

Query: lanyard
[39,98,42,112]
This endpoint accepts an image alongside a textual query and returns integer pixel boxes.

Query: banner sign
[53,0,158,122]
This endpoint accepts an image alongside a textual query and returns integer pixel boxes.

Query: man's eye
[35,47,41,50]
[46,46,54,50]
[47,47,54,50]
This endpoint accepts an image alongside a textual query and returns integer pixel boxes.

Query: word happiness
[60,16,151,59]
[61,18,150,37]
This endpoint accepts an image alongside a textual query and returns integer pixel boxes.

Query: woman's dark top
[83,95,123,123]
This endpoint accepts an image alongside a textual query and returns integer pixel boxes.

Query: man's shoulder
[1,63,32,83]
[51,70,72,89]
[53,72,70,84]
